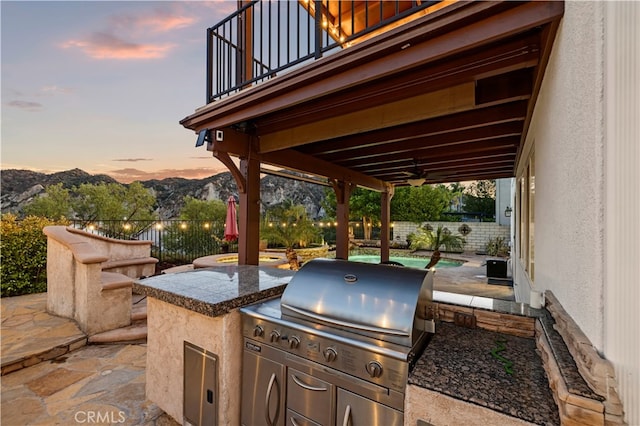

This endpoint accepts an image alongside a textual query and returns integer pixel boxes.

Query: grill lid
[280,258,434,347]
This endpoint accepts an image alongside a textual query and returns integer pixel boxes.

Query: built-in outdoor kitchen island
[134,261,564,426]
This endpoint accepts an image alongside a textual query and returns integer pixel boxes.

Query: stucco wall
[146,298,242,425]
[513,3,639,423]
[520,1,606,350]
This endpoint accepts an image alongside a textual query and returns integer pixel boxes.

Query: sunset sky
[1,1,237,182]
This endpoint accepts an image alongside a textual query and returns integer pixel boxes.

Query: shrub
[1,214,69,297]
[486,236,510,257]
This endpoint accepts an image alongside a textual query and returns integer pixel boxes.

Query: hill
[0,168,327,219]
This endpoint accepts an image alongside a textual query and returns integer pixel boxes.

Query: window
[518,151,535,281]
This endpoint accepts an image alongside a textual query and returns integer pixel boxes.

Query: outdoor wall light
[505,206,513,217]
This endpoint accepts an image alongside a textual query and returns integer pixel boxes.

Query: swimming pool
[348,255,462,269]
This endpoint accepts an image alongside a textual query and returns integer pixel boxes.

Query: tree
[410,224,465,268]
[321,184,453,239]
[390,185,451,222]
[72,182,156,238]
[162,196,228,261]
[349,188,381,240]
[179,196,227,221]
[260,200,321,270]
[462,180,496,220]
[23,183,72,220]
[447,182,466,212]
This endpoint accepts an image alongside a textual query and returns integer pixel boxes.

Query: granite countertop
[410,321,560,425]
[133,265,295,317]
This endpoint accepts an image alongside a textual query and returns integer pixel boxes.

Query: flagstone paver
[1,293,179,425]
[1,343,178,426]
[1,293,87,373]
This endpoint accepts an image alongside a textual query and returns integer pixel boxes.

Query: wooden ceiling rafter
[353,147,518,175]
[316,121,524,163]
[296,100,529,156]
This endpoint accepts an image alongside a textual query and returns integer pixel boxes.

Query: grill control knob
[253,325,264,338]
[323,347,338,363]
[288,336,300,349]
[269,330,281,343]
[366,361,383,378]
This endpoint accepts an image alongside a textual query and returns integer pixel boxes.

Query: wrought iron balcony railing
[207,0,443,102]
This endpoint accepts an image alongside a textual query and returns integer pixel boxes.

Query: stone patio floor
[0,253,511,425]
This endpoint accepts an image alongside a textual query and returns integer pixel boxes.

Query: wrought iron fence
[71,220,237,265]
[207,0,442,101]
[71,219,393,264]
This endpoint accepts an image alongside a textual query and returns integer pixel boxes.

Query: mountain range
[0,168,327,219]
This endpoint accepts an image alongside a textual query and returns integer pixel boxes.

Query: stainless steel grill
[240,258,435,426]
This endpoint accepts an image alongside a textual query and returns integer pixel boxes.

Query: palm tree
[410,225,465,268]
[260,200,321,270]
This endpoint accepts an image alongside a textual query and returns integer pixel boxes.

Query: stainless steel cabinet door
[242,350,286,426]
[336,388,403,426]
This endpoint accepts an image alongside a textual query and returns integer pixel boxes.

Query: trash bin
[486,259,507,278]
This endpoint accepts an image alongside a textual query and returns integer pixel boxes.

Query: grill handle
[291,374,329,392]
[264,372,280,426]
[281,303,410,337]
[342,405,352,426]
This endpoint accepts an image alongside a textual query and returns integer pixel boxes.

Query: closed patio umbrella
[224,196,239,242]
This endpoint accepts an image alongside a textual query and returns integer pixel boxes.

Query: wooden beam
[297,100,528,156]
[331,179,355,260]
[259,83,475,152]
[260,148,388,192]
[380,186,394,263]
[238,145,260,266]
[213,151,245,193]
[205,127,251,157]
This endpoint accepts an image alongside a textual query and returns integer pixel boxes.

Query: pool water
[348,255,462,269]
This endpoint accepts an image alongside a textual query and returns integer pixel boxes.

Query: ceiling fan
[403,160,448,186]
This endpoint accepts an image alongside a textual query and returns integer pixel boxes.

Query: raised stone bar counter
[133,266,294,426]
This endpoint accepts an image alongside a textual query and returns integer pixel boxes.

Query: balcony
[183,1,564,189]
[207,0,448,102]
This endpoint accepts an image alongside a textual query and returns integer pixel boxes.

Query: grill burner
[240,258,436,425]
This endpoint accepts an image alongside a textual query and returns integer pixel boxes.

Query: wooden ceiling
[181,1,564,191]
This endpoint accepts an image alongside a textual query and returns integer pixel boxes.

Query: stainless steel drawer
[286,409,322,426]
[286,368,334,425]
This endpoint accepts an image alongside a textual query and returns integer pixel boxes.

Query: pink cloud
[60,5,200,60]
[109,10,195,33]
[62,33,174,60]
[108,167,227,183]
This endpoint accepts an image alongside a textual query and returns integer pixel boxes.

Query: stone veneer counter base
[409,321,560,425]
